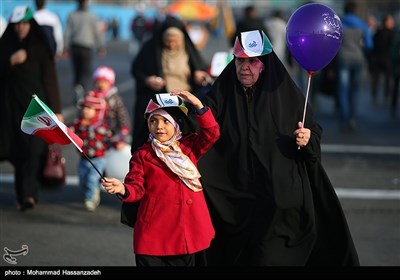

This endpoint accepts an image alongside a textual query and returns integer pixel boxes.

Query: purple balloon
[286,3,342,72]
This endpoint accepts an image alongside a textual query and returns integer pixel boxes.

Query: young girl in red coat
[101,90,220,266]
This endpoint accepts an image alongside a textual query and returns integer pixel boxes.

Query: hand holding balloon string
[286,3,343,149]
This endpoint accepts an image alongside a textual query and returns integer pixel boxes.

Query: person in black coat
[230,5,269,47]
[0,6,62,211]
[197,30,360,266]
[130,15,210,152]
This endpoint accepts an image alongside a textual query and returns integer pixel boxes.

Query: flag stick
[81,152,106,181]
[298,71,314,150]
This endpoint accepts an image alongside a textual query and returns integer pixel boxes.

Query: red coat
[123,109,220,256]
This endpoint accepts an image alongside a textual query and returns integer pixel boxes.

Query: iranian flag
[21,95,83,152]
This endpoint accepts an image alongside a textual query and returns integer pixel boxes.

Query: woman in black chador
[130,15,210,152]
[0,6,62,211]
[198,30,360,266]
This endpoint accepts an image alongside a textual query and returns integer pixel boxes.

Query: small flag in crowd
[21,95,83,152]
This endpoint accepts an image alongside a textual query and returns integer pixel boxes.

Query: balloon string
[301,71,313,125]
[298,71,314,150]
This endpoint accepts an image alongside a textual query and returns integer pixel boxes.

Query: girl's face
[148,114,176,142]
[235,57,264,88]
[82,106,97,121]
[96,79,112,92]
[14,21,31,40]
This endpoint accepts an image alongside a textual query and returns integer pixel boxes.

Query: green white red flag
[21,95,83,152]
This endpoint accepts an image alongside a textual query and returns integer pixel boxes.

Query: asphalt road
[0,38,399,274]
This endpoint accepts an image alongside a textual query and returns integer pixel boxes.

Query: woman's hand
[193,70,212,86]
[10,49,27,65]
[146,75,165,91]
[101,177,126,196]
[170,89,203,110]
[293,121,311,148]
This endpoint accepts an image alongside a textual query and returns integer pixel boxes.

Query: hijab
[148,109,202,192]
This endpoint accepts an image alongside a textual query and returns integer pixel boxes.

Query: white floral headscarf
[148,109,202,192]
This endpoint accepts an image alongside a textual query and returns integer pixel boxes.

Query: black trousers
[135,250,206,267]
[70,44,93,93]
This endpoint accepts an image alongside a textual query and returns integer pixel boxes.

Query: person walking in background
[130,11,146,46]
[390,26,400,118]
[71,96,112,212]
[369,14,396,106]
[264,10,289,69]
[101,91,220,266]
[230,5,269,47]
[0,6,63,211]
[88,66,131,150]
[336,1,373,132]
[109,17,119,40]
[197,30,359,266]
[63,0,106,103]
[33,0,64,58]
[367,14,378,36]
[365,14,378,82]
[130,15,210,152]
[208,0,236,47]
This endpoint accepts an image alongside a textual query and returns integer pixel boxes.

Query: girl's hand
[101,177,125,196]
[169,89,203,110]
[56,113,64,123]
[114,142,127,150]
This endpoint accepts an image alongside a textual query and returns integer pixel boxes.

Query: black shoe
[340,122,355,133]
[18,197,36,212]
[348,119,356,130]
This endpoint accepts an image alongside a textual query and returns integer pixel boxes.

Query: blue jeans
[78,157,106,201]
[337,60,363,125]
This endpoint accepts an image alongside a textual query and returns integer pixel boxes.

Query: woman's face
[235,57,264,88]
[163,33,182,51]
[14,21,31,40]
[148,114,176,142]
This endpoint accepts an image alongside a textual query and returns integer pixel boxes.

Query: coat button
[186,199,193,205]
